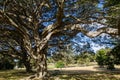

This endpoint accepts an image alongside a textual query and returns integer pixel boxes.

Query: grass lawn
[0,70,33,80]
[49,72,120,80]
[0,69,120,80]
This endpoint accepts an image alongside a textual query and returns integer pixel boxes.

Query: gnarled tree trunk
[28,50,48,80]
[21,46,32,72]
[35,52,47,79]
[23,59,32,72]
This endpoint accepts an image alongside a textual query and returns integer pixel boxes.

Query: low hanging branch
[63,24,118,38]
[86,27,118,37]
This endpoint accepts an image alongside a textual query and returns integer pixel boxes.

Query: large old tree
[0,0,118,79]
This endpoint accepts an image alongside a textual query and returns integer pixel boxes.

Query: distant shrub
[96,49,108,67]
[96,48,115,70]
[55,61,65,68]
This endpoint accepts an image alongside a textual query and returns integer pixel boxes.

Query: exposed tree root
[24,72,50,80]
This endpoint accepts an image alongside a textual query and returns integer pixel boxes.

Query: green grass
[0,70,120,80]
[0,70,33,80]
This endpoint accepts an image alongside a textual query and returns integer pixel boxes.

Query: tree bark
[23,59,32,72]
[28,51,48,80]
[21,46,32,72]
[35,51,48,79]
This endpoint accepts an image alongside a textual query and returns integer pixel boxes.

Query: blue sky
[98,0,105,9]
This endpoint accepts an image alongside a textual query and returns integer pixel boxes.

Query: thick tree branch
[63,24,118,38]
[86,27,118,37]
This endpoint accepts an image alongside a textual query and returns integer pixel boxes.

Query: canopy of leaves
[104,0,120,35]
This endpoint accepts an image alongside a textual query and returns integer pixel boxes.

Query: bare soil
[49,65,120,75]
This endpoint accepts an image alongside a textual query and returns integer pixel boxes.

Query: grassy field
[0,69,120,80]
[0,70,33,80]
[49,73,120,80]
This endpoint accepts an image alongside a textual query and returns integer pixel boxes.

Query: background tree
[0,51,15,70]
[0,25,32,72]
[96,48,116,70]
[52,48,75,67]
[106,43,120,70]
[77,51,95,66]
[103,0,120,70]
[104,0,120,35]
[111,44,120,65]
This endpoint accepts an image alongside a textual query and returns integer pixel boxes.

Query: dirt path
[52,65,101,71]
[49,65,120,75]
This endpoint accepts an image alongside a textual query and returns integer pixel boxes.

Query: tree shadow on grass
[0,70,34,80]
[94,66,120,73]
[48,69,120,80]
[0,68,120,80]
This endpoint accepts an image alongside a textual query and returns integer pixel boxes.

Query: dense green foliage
[96,49,109,67]
[51,49,75,66]
[75,52,95,66]
[106,44,120,70]
[96,46,120,70]
[104,0,120,35]
[110,44,120,65]
[55,61,65,68]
